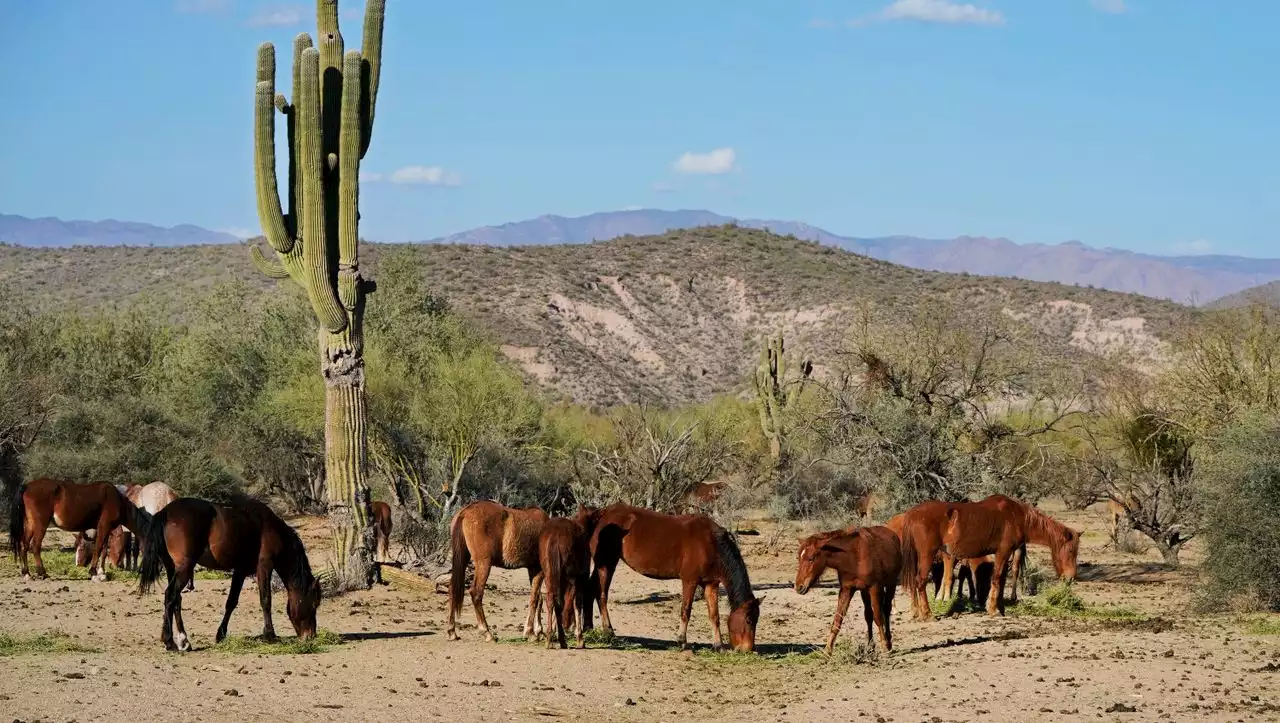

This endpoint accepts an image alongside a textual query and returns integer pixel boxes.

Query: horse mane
[1021,502,1070,550]
[270,513,315,592]
[713,528,755,608]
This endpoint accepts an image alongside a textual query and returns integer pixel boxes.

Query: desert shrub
[770,462,870,523]
[1196,412,1280,612]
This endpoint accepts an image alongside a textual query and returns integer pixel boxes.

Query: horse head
[794,532,850,595]
[727,595,761,652]
[1053,527,1081,582]
[286,576,322,640]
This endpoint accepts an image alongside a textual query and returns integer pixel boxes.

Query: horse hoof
[20,574,30,582]
[92,573,107,583]
[484,632,497,643]
[446,631,460,642]
[176,632,191,652]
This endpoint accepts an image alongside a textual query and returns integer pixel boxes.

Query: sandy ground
[1,502,1278,723]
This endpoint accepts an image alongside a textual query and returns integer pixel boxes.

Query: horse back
[611,505,718,581]
[162,498,257,573]
[28,479,123,532]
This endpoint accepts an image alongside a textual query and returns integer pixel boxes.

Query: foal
[446,500,549,642]
[538,507,600,649]
[794,526,904,653]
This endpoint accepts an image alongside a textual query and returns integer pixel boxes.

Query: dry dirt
[2,502,1278,723]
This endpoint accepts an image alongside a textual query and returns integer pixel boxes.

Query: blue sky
[1,1,1275,255]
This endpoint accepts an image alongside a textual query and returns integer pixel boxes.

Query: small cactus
[249,0,385,588]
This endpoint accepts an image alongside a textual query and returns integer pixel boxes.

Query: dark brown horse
[372,500,393,562]
[538,507,600,649]
[590,504,761,652]
[10,479,147,581]
[138,496,320,651]
[446,500,549,642]
[941,495,1080,615]
[794,525,905,654]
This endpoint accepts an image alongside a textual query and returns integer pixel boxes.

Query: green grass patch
[210,629,343,655]
[693,647,822,667]
[1240,616,1280,636]
[1009,581,1146,621]
[930,595,983,617]
[0,630,99,656]
[497,627,645,651]
[0,549,227,582]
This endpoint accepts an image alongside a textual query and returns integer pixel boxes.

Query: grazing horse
[794,525,906,654]
[138,496,319,651]
[446,500,549,642]
[372,500,393,562]
[590,504,762,652]
[9,479,147,581]
[538,507,600,649]
[942,495,1080,615]
[75,528,136,571]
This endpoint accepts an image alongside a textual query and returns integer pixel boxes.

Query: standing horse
[590,504,762,652]
[931,547,1026,604]
[138,496,320,651]
[372,500,393,562]
[794,525,905,654]
[942,494,1080,615]
[446,500,549,642]
[10,479,146,581]
[539,507,600,650]
[74,528,135,570]
[886,505,950,621]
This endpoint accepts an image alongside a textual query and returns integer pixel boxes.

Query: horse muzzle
[794,583,809,596]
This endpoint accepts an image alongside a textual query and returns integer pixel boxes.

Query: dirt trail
[1,502,1277,722]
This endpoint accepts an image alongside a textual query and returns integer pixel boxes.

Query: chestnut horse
[446,500,549,642]
[931,547,1025,604]
[885,506,949,621]
[942,494,1080,615]
[590,504,761,652]
[75,528,135,571]
[794,525,905,653]
[538,507,600,649]
[372,501,393,562]
[10,479,147,581]
[138,496,319,651]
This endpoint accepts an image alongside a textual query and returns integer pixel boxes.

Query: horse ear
[755,594,765,604]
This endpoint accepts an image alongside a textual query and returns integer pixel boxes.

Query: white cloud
[359,171,383,183]
[1174,239,1214,255]
[176,0,231,13]
[874,0,1006,26]
[248,4,303,27]
[1091,0,1127,14]
[388,165,462,186]
[672,147,737,175]
[218,226,258,239]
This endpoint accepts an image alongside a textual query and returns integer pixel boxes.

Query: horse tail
[448,511,470,617]
[8,482,26,560]
[898,520,921,596]
[137,509,170,595]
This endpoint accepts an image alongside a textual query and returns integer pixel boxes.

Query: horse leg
[88,515,113,582]
[257,562,277,640]
[861,588,874,647]
[571,579,585,649]
[1008,546,1024,604]
[161,556,180,651]
[868,584,891,651]
[882,584,895,650]
[826,585,854,656]
[27,518,50,580]
[595,562,617,635]
[525,568,544,641]
[937,554,955,601]
[988,548,1011,617]
[469,559,495,642]
[677,578,697,650]
[169,563,195,651]
[704,582,723,652]
[215,571,247,643]
[553,584,568,650]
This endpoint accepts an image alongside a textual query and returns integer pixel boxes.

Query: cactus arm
[337,49,362,310]
[253,43,293,257]
[317,0,343,171]
[250,245,292,279]
[297,46,349,334]
[287,34,312,240]
[358,0,385,158]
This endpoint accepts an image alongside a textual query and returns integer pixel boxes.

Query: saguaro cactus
[250,0,385,588]
[752,333,813,466]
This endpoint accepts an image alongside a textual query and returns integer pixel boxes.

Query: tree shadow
[1075,562,1176,584]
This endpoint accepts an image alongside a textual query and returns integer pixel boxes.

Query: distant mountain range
[5,208,1277,304]
[0,213,240,247]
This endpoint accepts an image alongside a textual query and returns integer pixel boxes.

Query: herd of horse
[8,478,1080,656]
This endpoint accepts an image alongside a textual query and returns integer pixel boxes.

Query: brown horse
[886,505,949,621]
[372,500,393,562]
[590,504,761,652]
[10,479,147,581]
[794,525,905,654]
[446,500,549,642]
[74,528,135,571]
[539,507,600,649]
[138,496,319,651]
[942,494,1080,615]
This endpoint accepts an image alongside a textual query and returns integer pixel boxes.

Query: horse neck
[1022,506,1065,551]
[714,531,755,609]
